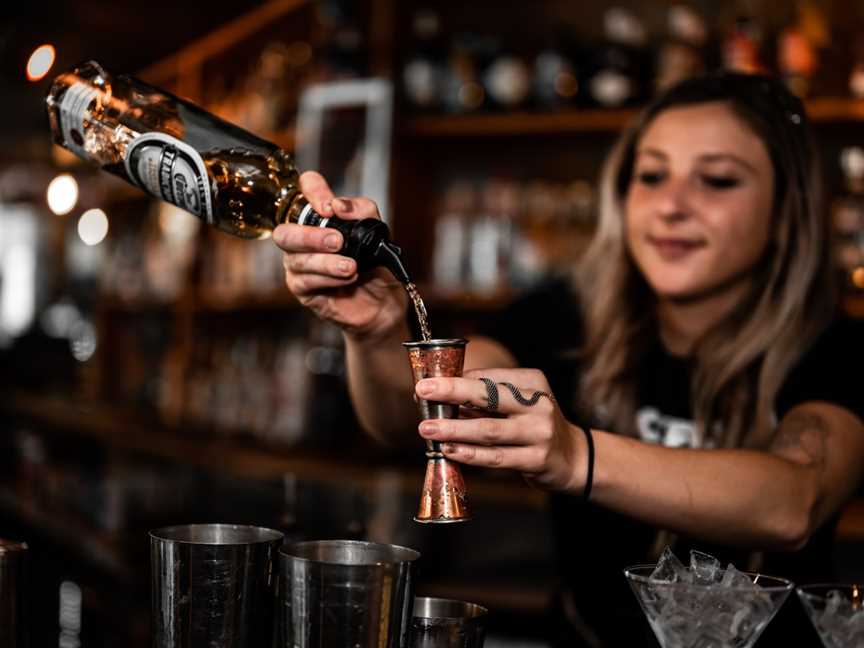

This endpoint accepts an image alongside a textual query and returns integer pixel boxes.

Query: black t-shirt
[480,281,864,648]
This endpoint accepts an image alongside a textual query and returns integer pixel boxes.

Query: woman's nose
[653,177,691,222]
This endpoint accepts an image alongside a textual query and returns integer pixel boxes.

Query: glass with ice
[797,583,864,647]
[624,547,794,648]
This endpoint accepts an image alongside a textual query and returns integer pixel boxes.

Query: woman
[273,73,864,646]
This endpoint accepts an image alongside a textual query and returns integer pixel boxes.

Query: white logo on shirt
[637,407,700,448]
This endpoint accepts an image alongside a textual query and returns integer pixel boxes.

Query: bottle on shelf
[777,2,826,99]
[722,15,766,75]
[849,35,864,99]
[442,34,488,113]
[832,147,864,293]
[655,4,708,93]
[467,178,515,295]
[777,23,817,98]
[432,181,474,293]
[45,61,409,283]
[585,6,650,108]
[532,36,580,111]
[402,8,446,113]
[482,40,533,112]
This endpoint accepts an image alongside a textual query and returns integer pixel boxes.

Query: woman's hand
[273,171,407,341]
[414,367,589,493]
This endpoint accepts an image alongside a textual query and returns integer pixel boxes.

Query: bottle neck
[278,192,324,227]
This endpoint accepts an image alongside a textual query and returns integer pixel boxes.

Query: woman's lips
[647,236,705,260]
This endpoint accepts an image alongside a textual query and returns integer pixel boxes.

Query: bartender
[273,72,864,646]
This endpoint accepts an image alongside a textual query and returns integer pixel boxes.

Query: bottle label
[58,81,100,160]
[124,133,214,224]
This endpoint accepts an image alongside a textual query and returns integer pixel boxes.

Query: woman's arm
[416,369,864,551]
[591,401,864,550]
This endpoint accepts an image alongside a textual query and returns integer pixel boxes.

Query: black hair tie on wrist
[580,426,594,503]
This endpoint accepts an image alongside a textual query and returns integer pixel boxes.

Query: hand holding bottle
[274,171,409,341]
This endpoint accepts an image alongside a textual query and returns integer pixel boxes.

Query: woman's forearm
[344,323,422,448]
[590,431,818,550]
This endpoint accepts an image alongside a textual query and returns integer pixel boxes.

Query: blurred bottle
[586,7,649,108]
[402,8,446,112]
[655,4,708,93]
[432,181,475,293]
[315,0,368,79]
[722,15,766,74]
[777,3,827,99]
[442,34,488,113]
[468,179,514,294]
[778,23,817,98]
[832,147,864,293]
[532,36,580,110]
[849,35,864,99]
[482,42,532,112]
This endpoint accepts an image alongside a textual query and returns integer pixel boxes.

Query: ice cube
[825,589,852,617]
[719,563,753,589]
[690,550,722,585]
[651,546,691,583]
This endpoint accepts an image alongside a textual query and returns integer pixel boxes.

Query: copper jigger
[404,338,471,523]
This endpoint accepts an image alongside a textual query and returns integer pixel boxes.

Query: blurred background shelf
[402,98,864,138]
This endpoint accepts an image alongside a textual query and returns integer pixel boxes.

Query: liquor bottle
[402,8,446,112]
[832,147,864,292]
[45,61,409,282]
[532,36,579,110]
[585,6,649,108]
[848,35,864,99]
[722,16,765,75]
[482,41,532,111]
[655,4,708,93]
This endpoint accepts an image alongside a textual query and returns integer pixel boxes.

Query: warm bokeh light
[26,44,56,82]
[78,208,109,246]
[46,174,79,215]
[852,266,864,289]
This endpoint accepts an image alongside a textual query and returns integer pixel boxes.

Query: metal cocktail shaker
[279,539,420,648]
[150,523,283,648]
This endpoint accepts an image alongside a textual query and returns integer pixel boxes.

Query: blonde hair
[575,74,835,448]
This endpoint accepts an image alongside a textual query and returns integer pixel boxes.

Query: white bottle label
[58,82,100,160]
[124,133,214,224]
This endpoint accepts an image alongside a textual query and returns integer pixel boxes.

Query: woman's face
[625,102,775,303]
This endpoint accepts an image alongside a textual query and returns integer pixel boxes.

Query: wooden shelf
[401,97,864,138]
[402,107,638,138]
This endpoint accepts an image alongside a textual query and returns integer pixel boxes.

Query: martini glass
[796,583,864,647]
[625,564,794,647]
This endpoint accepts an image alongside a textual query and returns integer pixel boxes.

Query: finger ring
[479,377,499,412]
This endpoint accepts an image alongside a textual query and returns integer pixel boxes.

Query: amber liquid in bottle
[45,60,411,284]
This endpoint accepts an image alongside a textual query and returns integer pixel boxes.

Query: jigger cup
[403,338,470,523]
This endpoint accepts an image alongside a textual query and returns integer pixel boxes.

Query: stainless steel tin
[150,523,283,648]
[0,539,28,648]
[279,539,420,647]
[408,597,488,648]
